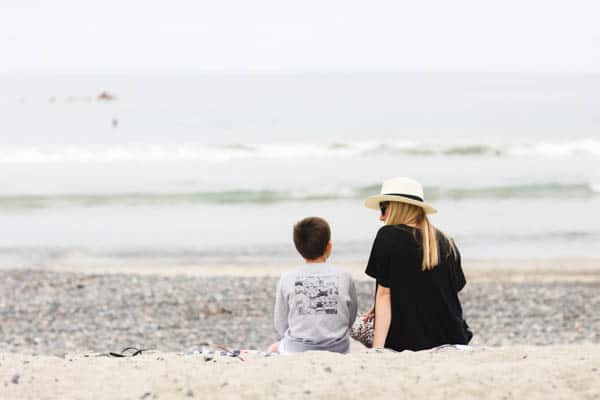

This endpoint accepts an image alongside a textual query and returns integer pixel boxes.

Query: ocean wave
[423,183,600,200]
[508,139,600,157]
[0,139,599,163]
[0,183,597,210]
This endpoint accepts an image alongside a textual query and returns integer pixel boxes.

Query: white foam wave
[508,139,600,157]
[0,139,599,164]
[0,142,390,163]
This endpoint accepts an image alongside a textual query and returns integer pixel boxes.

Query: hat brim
[364,194,437,214]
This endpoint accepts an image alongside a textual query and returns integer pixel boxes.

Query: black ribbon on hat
[383,193,424,202]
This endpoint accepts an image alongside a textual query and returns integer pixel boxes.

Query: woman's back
[365,224,472,351]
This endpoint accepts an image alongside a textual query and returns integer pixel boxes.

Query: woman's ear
[379,211,387,222]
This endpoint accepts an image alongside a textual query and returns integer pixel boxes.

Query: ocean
[1,72,599,268]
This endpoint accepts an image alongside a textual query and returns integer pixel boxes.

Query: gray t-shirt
[273,263,358,353]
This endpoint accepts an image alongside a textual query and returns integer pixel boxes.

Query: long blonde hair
[385,201,456,270]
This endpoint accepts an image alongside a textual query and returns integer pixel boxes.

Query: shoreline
[1,258,598,282]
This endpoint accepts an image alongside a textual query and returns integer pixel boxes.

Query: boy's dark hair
[293,217,331,260]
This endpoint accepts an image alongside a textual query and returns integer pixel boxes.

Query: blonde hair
[385,201,456,270]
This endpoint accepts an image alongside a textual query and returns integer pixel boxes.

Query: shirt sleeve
[347,277,358,328]
[273,276,289,338]
[365,227,392,288]
[450,242,466,292]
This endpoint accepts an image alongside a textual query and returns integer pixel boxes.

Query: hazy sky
[1,0,599,73]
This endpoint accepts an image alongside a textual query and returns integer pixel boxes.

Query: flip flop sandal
[216,345,245,361]
[109,347,150,357]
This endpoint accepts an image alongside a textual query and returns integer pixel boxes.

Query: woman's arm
[372,284,391,348]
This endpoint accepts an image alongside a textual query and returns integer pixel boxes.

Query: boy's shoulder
[280,264,353,281]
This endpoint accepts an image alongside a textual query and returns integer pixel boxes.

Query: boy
[269,217,358,354]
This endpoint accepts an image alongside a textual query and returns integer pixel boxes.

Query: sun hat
[364,177,437,214]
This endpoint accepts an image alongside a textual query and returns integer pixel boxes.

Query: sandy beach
[3,3,600,396]
[0,345,598,400]
[1,260,599,399]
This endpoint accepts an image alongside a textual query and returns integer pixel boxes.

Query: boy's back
[274,263,357,353]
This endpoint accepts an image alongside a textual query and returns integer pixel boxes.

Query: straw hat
[364,177,437,214]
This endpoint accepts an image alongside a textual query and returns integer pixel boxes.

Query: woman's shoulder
[378,224,418,235]
[375,224,418,244]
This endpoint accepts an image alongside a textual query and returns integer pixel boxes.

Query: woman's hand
[363,304,375,322]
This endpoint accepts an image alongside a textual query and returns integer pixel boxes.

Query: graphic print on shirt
[294,275,339,315]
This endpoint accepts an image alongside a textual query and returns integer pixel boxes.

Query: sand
[1,345,599,400]
[1,259,599,399]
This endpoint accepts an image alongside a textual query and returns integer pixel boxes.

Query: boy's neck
[305,257,327,264]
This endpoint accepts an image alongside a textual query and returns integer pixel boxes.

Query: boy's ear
[326,241,332,253]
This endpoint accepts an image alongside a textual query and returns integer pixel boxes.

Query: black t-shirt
[365,224,472,351]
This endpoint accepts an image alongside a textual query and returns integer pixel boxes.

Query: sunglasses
[379,201,390,216]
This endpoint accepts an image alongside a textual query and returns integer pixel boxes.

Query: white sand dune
[1,345,599,399]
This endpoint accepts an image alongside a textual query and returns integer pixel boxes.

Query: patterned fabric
[350,316,374,348]
[274,264,358,351]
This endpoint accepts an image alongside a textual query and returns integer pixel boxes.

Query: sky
[1,0,600,73]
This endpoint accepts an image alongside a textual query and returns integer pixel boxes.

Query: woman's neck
[386,221,419,228]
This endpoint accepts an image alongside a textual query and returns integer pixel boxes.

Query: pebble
[1,270,599,355]
[11,374,20,384]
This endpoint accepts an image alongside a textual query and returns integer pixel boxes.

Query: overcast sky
[1,0,599,73]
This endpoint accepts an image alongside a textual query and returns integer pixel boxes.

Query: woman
[363,177,472,351]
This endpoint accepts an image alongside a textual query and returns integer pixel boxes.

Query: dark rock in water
[97,91,116,101]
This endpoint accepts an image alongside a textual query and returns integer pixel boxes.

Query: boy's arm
[348,278,358,329]
[273,276,289,338]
